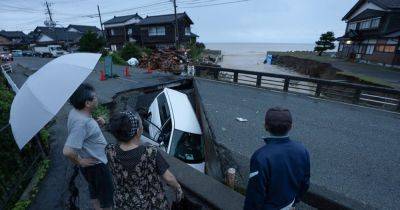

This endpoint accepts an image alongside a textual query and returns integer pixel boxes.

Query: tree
[314,31,335,56]
[78,31,105,53]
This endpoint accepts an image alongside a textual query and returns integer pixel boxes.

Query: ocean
[205,43,315,75]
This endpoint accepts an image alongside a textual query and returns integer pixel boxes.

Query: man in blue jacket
[244,107,310,210]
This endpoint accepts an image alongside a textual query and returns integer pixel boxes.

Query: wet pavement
[195,78,400,210]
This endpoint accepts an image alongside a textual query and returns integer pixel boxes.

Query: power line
[180,0,251,8]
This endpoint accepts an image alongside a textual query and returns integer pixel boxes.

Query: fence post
[233,72,238,83]
[315,83,322,97]
[283,78,290,92]
[256,75,262,87]
[353,89,362,104]
[213,69,219,80]
[397,100,400,112]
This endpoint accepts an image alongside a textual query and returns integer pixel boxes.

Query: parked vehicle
[22,50,33,57]
[33,45,68,58]
[141,88,205,172]
[0,52,13,62]
[12,50,23,57]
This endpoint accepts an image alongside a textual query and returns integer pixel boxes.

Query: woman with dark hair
[106,111,183,210]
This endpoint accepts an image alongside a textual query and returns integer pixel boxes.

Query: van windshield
[171,130,204,164]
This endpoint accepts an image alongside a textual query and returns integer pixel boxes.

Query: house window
[185,27,191,36]
[347,22,357,31]
[371,18,381,28]
[366,45,375,55]
[376,45,385,52]
[128,28,132,35]
[149,26,166,36]
[110,29,115,36]
[384,45,396,53]
[360,20,371,30]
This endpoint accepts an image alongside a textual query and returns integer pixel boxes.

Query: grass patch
[270,51,338,63]
[92,105,110,122]
[12,159,51,210]
[336,71,393,88]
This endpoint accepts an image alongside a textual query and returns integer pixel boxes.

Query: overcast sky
[0,0,358,43]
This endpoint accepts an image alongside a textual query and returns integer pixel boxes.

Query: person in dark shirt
[106,111,183,210]
[244,107,310,210]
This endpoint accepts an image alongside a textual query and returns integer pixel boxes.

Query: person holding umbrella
[63,83,113,210]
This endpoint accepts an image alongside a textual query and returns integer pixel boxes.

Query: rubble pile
[139,49,187,73]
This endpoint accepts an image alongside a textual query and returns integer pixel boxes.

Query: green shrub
[78,31,105,53]
[92,105,110,122]
[119,43,144,61]
[110,53,127,65]
[188,42,205,61]
[12,200,31,210]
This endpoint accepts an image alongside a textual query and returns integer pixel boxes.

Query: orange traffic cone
[147,64,153,74]
[124,66,130,77]
[100,70,106,81]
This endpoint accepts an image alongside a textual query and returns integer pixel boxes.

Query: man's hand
[96,117,106,127]
[176,187,184,201]
[78,157,98,167]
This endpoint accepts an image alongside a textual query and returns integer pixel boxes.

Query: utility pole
[172,0,179,49]
[45,1,54,26]
[97,5,106,41]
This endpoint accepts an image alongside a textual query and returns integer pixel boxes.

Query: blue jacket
[244,136,310,210]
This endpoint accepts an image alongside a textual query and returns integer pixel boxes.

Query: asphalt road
[331,60,400,89]
[195,78,400,210]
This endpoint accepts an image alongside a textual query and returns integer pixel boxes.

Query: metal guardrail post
[233,72,238,83]
[315,84,322,97]
[283,78,290,92]
[256,75,262,87]
[353,89,362,104]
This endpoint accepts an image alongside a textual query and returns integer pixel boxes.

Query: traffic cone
[100,70,106,81]
[124,66,130,77]
[147,64,153,74]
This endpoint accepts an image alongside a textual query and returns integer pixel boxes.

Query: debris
[236,117,248,122]
[139,48,188,74]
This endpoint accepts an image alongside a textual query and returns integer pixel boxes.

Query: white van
[141,88,205,172]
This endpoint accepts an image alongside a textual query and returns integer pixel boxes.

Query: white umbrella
[10,53,101,149]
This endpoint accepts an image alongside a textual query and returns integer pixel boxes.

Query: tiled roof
[137,13,192,25]
[0,30,27,39]
[349,9,386,21]
[343,0,400,20]
[34,27,82,41]
[103,14,142,25]
[67,25,100,33]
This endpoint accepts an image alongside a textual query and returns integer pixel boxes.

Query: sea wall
[272,55,339,79]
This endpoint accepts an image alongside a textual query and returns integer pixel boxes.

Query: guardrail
[1,63,19,93]
[195,65,400,112]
